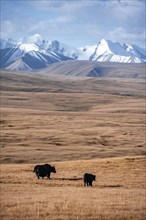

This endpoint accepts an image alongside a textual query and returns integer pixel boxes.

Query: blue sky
[0,0,146,48]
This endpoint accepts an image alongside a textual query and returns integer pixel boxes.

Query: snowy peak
[19,35,79,59]
[77,39,145,63]
[78,44,98,60]
[47,40,79,59]
[18,43,40,53]
[0,38,18,49]
[22,34,43,47]
[123,43,146,60]
[98,39,130,56]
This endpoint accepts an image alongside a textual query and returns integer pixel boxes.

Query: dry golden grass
[1,91,145,163]
[0,157,146,220]
[0,72,146,219]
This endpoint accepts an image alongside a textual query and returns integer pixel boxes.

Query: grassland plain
[0,157,146,220]
[0,71,146,219]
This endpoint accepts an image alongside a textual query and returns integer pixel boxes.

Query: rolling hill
[38,60,146,78]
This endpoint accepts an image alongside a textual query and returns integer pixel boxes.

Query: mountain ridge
[0,34,145,72]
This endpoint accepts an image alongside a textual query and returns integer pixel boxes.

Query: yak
[83,173,96,187]
[33,163,56,179]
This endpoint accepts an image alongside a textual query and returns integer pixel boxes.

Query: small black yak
[83,173,96,187]
[33,163,56,179]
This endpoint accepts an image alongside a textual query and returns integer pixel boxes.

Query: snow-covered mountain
[0,38,19,49]
[123,43,146,60]
[22,34,43,47]
[0,34,145,71]
[0,40,73,71]
[47,40,80,59]
[78,39,145,63]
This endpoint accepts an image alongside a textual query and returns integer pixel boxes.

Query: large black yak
[33,163,56,179]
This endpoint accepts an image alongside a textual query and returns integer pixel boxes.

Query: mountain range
[0,34,145,72]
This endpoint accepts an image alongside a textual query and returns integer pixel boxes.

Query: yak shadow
[100,184,123,188]
[52,177,82,181]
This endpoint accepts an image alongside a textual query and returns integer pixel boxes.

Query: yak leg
[90,181,92,187]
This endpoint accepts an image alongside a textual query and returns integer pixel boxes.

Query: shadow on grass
[101,184,123,188]
[52,177,83,181]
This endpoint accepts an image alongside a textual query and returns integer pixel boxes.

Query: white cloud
[30,0,84,13]
[53,15,74,24]
[108,27,146,47]
[1,20,16,39]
